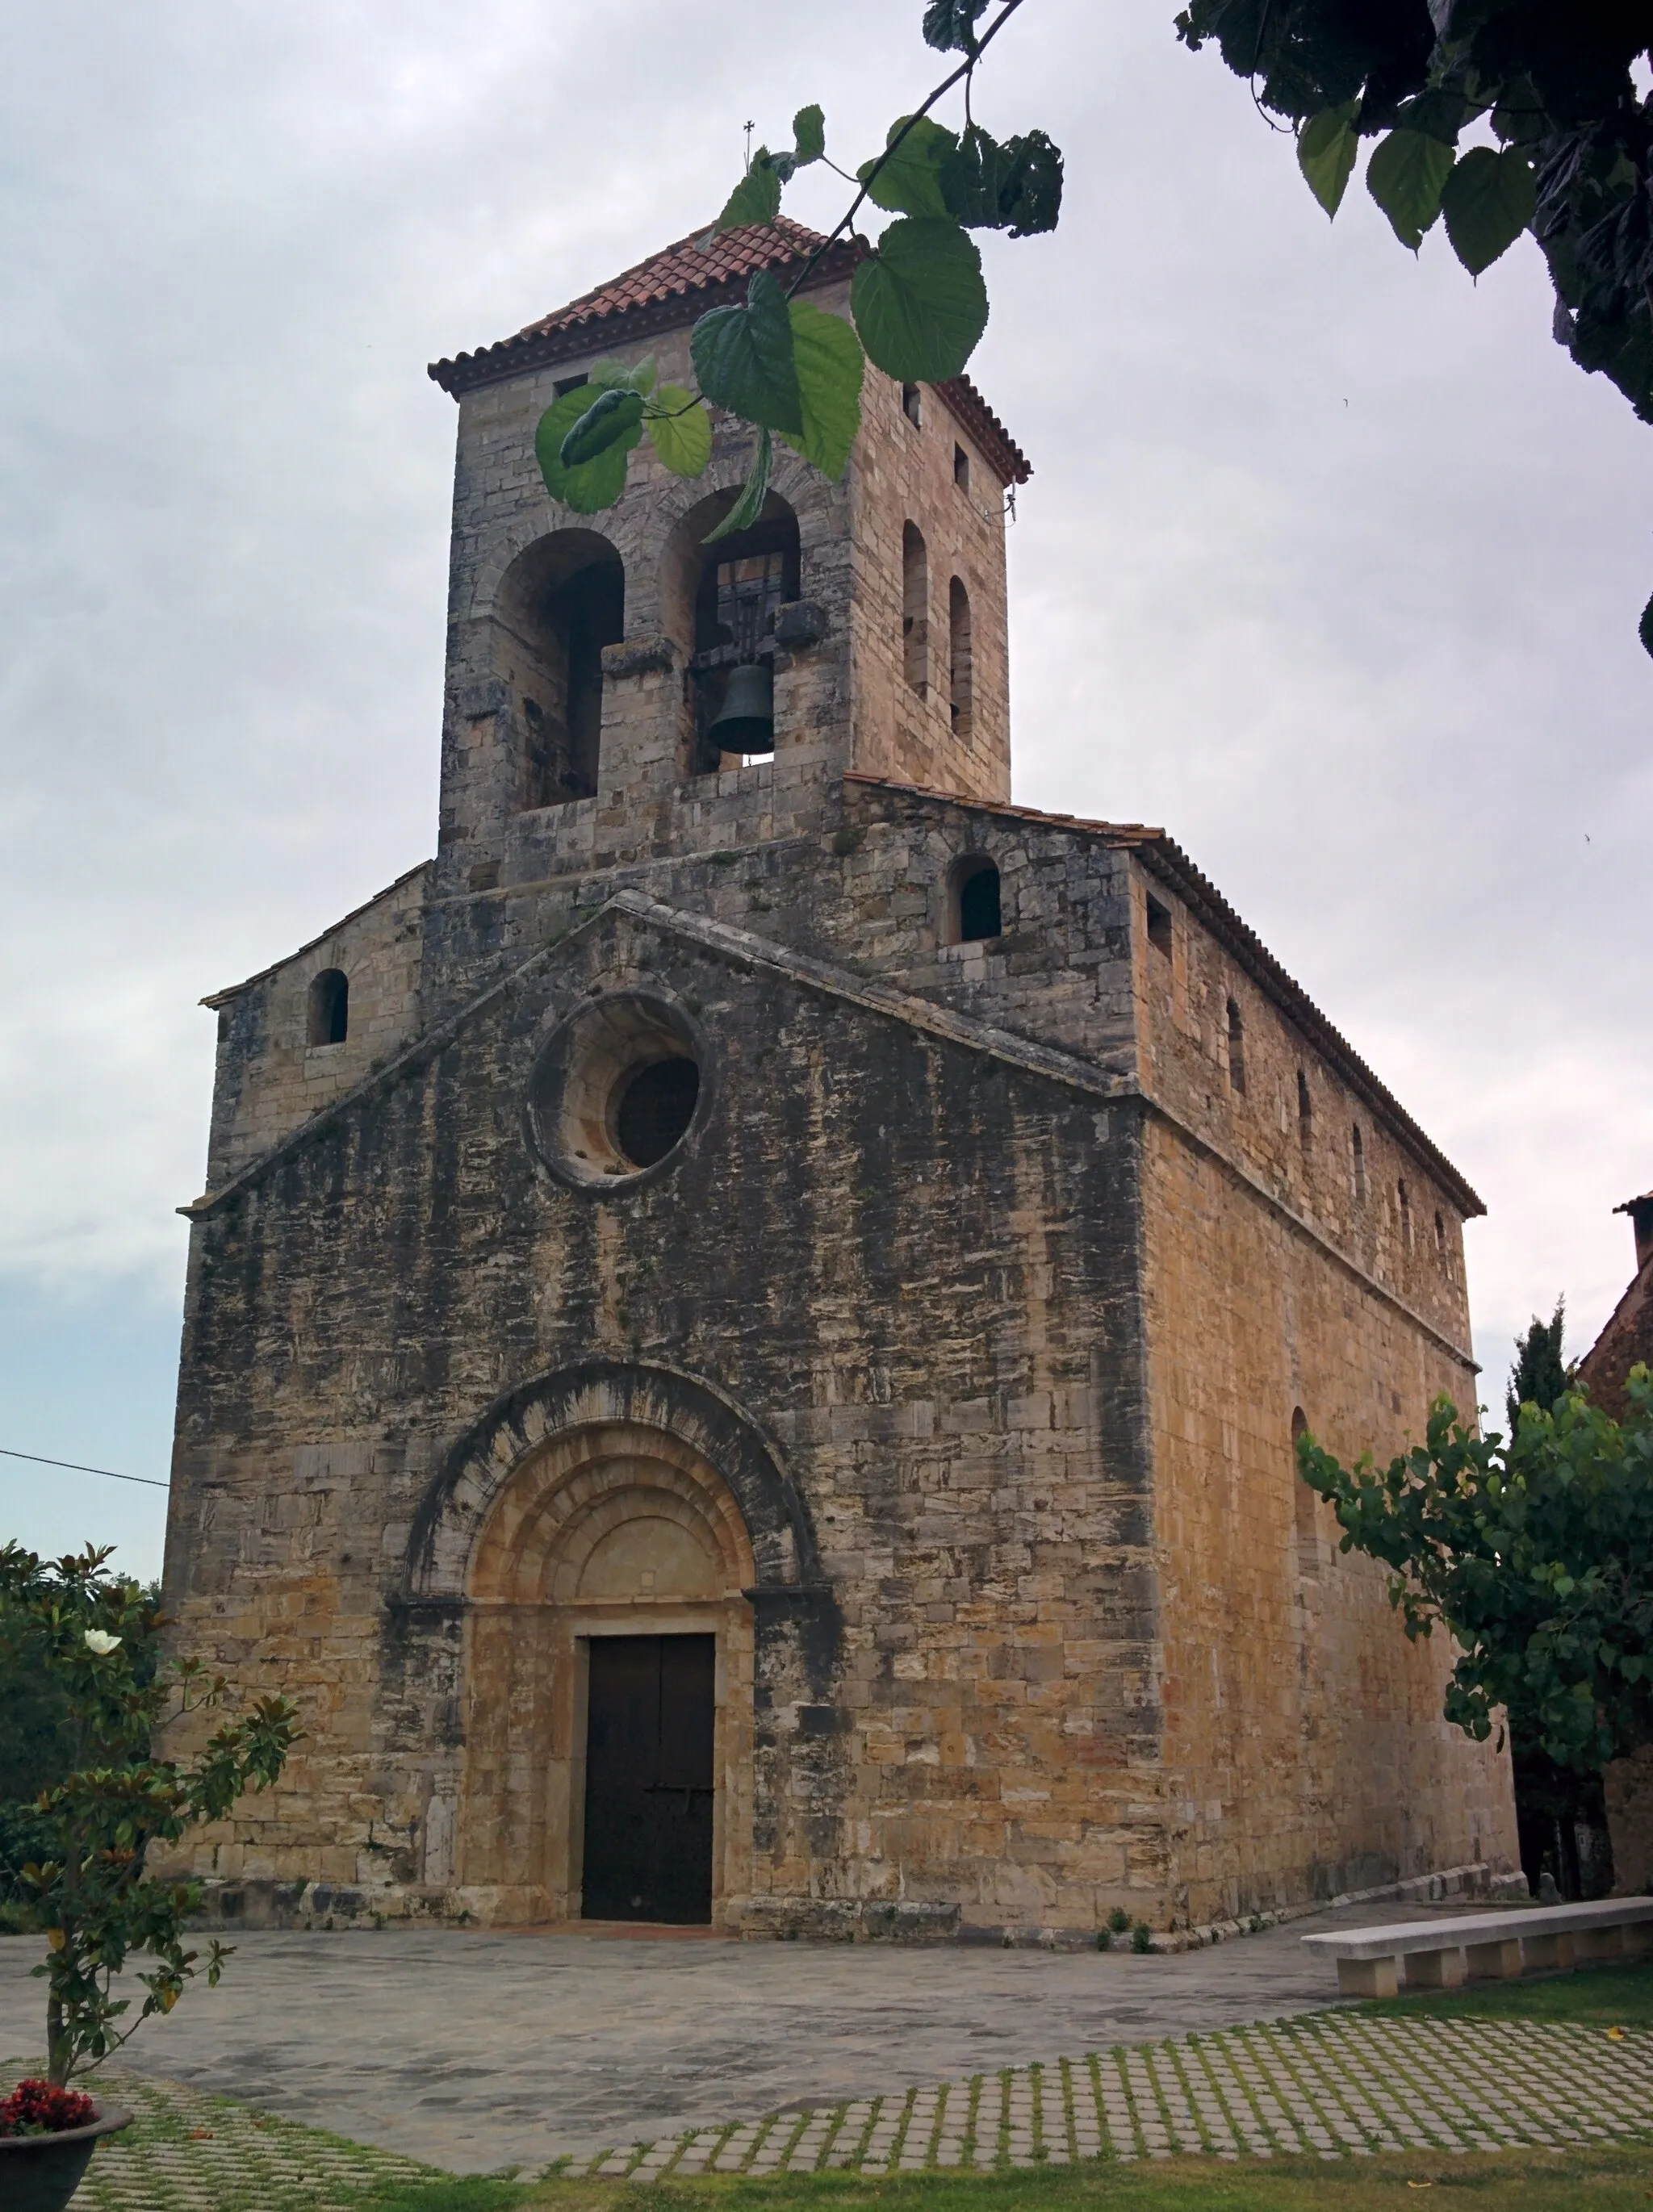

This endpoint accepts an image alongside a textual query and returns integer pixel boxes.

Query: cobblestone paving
[554,2018,1653,2178]
[2,2065,435,2210]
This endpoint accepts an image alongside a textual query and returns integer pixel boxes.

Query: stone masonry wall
[159,896,1164,1935]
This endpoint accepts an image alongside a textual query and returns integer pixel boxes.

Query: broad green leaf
[942,125,1065,236]
[559,387,645,467]
[923,0,990,52]
[780,299,864,479]
[715,155,782,233]
[858,115,959,220]
[1297,101,1360,219]
[1640,587,1653,663]
[850,217,987,383]
[1366,128,1454,250]
[646,385,714,477]
[690,270,803,434]
[793,104,826,166]
[703,428,773,545]
[589,354,655,395]
[1441,144,1536,276]
[535,386,638,513]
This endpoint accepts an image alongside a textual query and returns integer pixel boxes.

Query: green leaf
[535,385,638,513]
[691,270,803,434]
[1297,101,1360,219]
[1640,588,1653,662]
[793,104,825,166]
[780,300,864,479]
[850,217,988,383]
[646,385,714,478]
[589,354,655,396]
[1366,129,1454,251]
[714,155,782,233]
[942,124,1065,236]
[559,387,645,468]
[1441,145,1536,277]
[858,115,959,220]
[923,0,990,52]
[703,428,773,545]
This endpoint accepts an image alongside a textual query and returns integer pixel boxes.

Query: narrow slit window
[954,442,970,491]
[308,968,349,1047]
[952,855,1001,943]
[902,522,929,697]
[1297,1069,1313,1152]
[1352,1123,1366,1202]
[1398,1179,1412,1250]
[1291,1407,1319,1577]
[1145,893,1173,957]
[1434,1210,1447,1260]
[948,575,973,737]
[1226,998,1245,1094]
[902,383,923,429]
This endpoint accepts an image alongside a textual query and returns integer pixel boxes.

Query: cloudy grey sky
[2,0,1649,1579]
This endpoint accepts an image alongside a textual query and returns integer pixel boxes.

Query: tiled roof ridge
[842,770,1484,1219]
[1615,1190,1653,1213]
[427,220,1031,486]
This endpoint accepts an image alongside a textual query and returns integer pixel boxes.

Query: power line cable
[0,1447,169,1491]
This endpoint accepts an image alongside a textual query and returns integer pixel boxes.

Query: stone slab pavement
[0,1900,1542,2176]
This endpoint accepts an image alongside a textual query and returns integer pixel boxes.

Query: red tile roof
[428,220,1031,486]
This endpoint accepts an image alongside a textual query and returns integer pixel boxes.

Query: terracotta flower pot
[0,2100,132,2212]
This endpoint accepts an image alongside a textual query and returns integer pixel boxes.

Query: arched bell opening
[492,529,626,810]
[661,487,801,775]
[456,1420,757,1929]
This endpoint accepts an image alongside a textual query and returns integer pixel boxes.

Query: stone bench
[1302,1897,1653,1997]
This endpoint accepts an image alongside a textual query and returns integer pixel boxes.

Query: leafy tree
[0,1543,299,2084]
[537,0,1061,541]
[1298,1367,1653,1778]
[1507,1297,1575,1434]
[1174,0,1653,653]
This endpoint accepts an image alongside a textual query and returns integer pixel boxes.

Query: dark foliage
[1507,1298,1575,1434]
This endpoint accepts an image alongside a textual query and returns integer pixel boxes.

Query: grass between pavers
[1349,1954,1653,2027]
[349,2139,1653,2210]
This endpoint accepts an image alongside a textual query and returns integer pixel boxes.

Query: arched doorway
[458,1419,757,1925]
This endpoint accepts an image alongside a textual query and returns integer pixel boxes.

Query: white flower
[82,1629,122,1656]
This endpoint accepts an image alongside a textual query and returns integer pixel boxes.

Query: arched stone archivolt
[408,1358,821,1604]
[467,1423,757,1606]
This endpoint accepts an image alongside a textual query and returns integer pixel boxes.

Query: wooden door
[581,1634,715,1924]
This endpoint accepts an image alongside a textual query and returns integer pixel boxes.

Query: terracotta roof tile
[428,220,1031,485]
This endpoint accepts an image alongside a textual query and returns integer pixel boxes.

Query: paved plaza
[5,1905,1653,2196]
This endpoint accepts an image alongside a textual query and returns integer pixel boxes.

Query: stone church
[157,218,1518,1940]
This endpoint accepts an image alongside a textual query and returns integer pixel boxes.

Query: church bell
[707,660,775,755]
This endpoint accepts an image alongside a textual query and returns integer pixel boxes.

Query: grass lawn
[1347,1953,1653,2028]
[348,2141,1653,2210]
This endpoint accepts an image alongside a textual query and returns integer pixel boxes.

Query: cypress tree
[1507,1299,1572,1432]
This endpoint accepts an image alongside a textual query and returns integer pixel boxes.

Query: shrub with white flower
[0,1542,298,2087]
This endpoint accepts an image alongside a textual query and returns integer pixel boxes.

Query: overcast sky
[2,0,1649,1580]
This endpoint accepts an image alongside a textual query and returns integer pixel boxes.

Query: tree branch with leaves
[536,0,1061,539]
[0,1543,299,2085]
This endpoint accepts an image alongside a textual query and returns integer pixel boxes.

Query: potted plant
[0,1542,297,2210]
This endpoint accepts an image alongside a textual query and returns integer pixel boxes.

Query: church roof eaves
[427,220,1032,487]
[843,771,1485,1220]
[200,859,432,1010]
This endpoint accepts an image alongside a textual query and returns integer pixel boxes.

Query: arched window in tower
[1226,997,1246,1094]
[1297,1068,1313,1152]
[948,577,973,738]
[308,968,349,1047]
[950,854,1001,943]
[902,523,929,697]
[493,530,625,812]
[1351,1122,1366,1202]
[674,490,801,770]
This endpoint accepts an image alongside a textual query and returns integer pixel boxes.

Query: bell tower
[426,219,1029,898]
